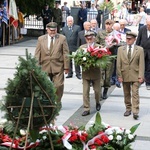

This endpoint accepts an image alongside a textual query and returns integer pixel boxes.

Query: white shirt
[48,35,55,49]
[147,30,150,38]
[139,11,146,24]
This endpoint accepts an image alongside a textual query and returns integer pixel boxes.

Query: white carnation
[128,134,134,140]
[83,57,86,61]
[116,135,122,141]
[42,135,47,140]
[125,129,131,134]
[108,135,113,140]
[20,129,27,136]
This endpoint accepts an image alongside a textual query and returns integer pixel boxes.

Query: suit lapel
[43,35,49,54]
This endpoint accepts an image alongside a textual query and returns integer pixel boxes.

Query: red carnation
[94,138,103,146]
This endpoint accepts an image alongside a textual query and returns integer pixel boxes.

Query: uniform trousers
[122,81,140,114]
[49,71,64,103]
[83,78,101,111]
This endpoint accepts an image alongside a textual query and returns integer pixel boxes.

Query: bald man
[136,17,150,90]
[119,19,131,34]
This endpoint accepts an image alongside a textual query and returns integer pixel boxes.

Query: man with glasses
[79,31,102,116]
[34,22,69,106]
[117,31,144,120]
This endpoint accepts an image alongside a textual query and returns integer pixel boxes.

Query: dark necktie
[128,45,131,61]
[50,37,53,52]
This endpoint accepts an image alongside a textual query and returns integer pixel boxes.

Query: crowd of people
[34,0,150,120]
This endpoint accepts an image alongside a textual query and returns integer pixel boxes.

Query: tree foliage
[15,0,55,15]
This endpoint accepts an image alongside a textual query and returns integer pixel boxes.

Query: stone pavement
[0,25,150,150]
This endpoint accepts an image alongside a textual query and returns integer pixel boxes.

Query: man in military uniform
[52,2,62,33]
[80,31,102,116]
[41,4,52,34]
[96,19,115,100]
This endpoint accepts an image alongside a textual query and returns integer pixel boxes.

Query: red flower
[101,134,109,143]
[94,138,103,146]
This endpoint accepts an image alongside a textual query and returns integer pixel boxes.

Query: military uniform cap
[84,31,95,38]
[126,31,137,38]
[105,19,114,24]
[46,22,57,30]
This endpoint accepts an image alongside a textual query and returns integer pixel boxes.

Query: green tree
[15,0,55,15]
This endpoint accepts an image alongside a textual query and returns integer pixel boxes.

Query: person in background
[88,3,98,21]
[117,31,145,120]
[34,22,69,106]
[96,5,103,28]
[110,23,121,88]
[52,2,62,33]
[136,6,146,31]
[119,19,131,34]
[62,16,81,79]
[61,6,67,28]
[79,31,101,116]
[63,2,70,17]
[41,4,52,34]
[136,16,150,90]
[17,7,24,40]
[77,21,91,47]
[146,0,150,15]
[90,19,101,34]
[96,19,115,100]
[78,3,87,30]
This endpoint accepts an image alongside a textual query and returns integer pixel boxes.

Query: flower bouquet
[70,46,115,71]
[105,30,126,48]
[0,113,140,150]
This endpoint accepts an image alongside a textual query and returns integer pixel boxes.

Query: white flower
[42,135,47,140]
[105,128,113,135]
[116,128,123,134]
[125,129,131,134]
[116,135,122,141]
[102,122,110,128]
[83,57,86,61]
[108,135,113,140]
[20,129,27,136]
[72,52,77,56]
[128,134,134,140]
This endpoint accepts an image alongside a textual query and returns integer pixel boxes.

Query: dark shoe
[116,82,121,88]
[96,103,101,111]
[124,111,131,116]
[66,75,72,78]
[102,88,108,99]
[76,74,81,80]
[133,113,139,120]
[82,111,90,116]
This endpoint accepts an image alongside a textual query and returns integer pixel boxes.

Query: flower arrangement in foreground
[0,113,140,150]
[70,46,116,71]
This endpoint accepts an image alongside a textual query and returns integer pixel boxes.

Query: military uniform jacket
[117,45,145,82]
[35,34,69,74]
[80,43,101,80]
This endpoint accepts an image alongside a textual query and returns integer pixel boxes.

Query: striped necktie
[128,45,131,61]
[50,37,53,51]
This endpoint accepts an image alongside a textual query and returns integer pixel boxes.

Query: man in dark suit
[117,32,145,119]
[136,17,150,90]
[79,31,101,116]
[77,21,91,47]
[62,16,81,79]
[41,4,52,34]
[119,19,131,34]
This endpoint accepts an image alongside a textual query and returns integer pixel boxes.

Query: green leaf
[95,112,102,125]
[130,123,140,134]
[30,129,40,142]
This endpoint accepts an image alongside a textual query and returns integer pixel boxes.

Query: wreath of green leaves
[1,50,60,129]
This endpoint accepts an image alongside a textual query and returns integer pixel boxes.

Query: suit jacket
[35,34,69,74]
[117,45,145,82]
[62,24,81,52]
[136,25,150,51]
[77,30,87,47]
[79,43,101,80]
